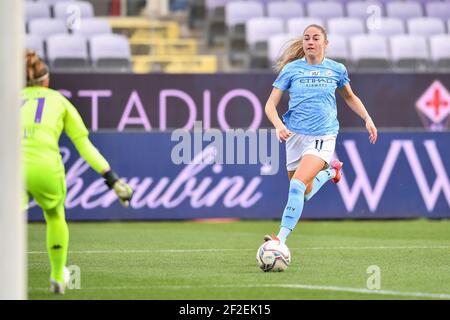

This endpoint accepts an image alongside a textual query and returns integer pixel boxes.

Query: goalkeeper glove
[103,170,133,208]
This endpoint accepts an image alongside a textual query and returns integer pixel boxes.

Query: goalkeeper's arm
[71,137,133,207]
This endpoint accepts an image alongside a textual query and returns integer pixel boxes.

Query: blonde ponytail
[273,37,305,73]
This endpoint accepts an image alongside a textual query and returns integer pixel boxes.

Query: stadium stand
[24,0,450,73]
[326,33,350,65]
[46,33,90,72]
[349,34,391,70]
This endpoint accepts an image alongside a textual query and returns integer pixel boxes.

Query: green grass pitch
[27,219,450,300]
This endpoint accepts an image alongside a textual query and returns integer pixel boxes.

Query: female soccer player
[22,50,133,294]
[264,25,377,244]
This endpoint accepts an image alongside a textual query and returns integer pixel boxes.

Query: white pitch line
[27,245,450,255]
[28,283,450,299]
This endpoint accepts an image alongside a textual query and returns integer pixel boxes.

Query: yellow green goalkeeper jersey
[21,86,110,174]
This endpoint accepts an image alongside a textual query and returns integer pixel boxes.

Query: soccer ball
[256,240,291,272]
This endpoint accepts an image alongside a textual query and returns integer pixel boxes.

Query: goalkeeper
[22,50,133,294]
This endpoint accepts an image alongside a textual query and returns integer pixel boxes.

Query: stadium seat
[390,35,429,71]
[38,0,75,4]
[225,1,264,64]
[350,34,390,70]
[53,1,94,20]
[267,1,304,20]
[225,1,264,28]
[25,34,45,60]
[386,1,423,20]
[246,17,285,49]
[327,18,365,37]
[46,34,90,72]
[346,1,384,20]
[205,0,229,46]
[245,17,284,69]
[287,17,325,35]
[367,17,405,36]
[188,0,207,29]
[28,18,67,38]
[306,1,345,20]
[267,33,297,65]
[366,0,392,3]
[326,34,350,66]
[430,34,450,69]
[407,17,446,37]
[425,1,450,21]
[71,18,112,38]
[90,34,132,72]
[25,2,51,22]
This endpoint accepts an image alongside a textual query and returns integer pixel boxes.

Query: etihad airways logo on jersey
[299,78,334,84]
[299,78,334,87]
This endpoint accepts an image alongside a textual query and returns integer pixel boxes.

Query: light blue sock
[277,227,291,244]
[278,179,306,243]
[304,168,336,201]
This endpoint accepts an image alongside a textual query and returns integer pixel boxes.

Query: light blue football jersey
[273,57,350,136]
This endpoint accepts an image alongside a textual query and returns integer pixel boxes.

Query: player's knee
[43,201,66,222]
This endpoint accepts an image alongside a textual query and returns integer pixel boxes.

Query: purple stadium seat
[350,34,390,69]
[206,0,241,10]
[72,18,112,38]
[225,1,264,27]
[390,35,429,69]
[246,17,285,47]
[425,1,450,21]
[287,17,325,35]
[367,17,405,36]
[430,34,450,68]
[90,34,131,72]
[28,18,67,38]
[289,0,323,4]
[25,35,45,59]
[386,1,423,20]
[267,1,304,20]
[407,17,446,37]
[346,1,384,20]
[46,34,89,71]
[267,33,297,63]
[306,1,345,20]
[38,0,74,4]
[326,34,350,65]
[327,18,365,37]
[25,2,51,22]
[53,1,94,20]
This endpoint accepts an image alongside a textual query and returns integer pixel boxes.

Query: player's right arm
[265,88,291,141]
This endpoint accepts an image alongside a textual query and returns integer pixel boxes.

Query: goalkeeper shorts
[23,163,66,211]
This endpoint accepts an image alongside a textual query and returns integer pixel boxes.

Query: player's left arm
[63,98,133,207]
[337,84,378,144]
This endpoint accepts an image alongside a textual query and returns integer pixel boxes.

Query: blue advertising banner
[27,131,450,221]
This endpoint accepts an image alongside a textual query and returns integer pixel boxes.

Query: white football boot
[49,266,70,294]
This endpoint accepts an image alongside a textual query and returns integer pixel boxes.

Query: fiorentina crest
[415,80,450,131]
